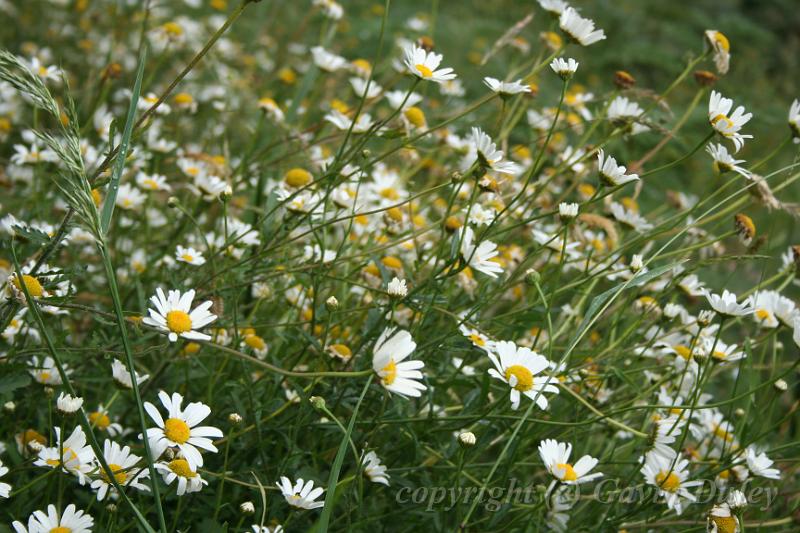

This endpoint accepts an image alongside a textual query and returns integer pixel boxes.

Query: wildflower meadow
[2,0,800,531]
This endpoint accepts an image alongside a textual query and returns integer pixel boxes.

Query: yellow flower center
[713,32,730,52]
[381,359,397,385]
[329,344,352,359]
[164,418,191,444]
[755,308,772,322]
[505,365,533,391]
[381,256,403,270]
[713,424,734,442]
[379,187,400,200]
[468,333,485,347]
[39,371,51,382]
[415,64,433,78]
[143,178,159,190]
[245,334,266,351]
[556,462,577,481]
[404,106,426,128]
[166,310,192,334]
[673,345,692,361]
[50,527,71,533]
[710,516,737,533]
[181,254,195,263]
[13,274,44,297]
[710,114,734,134]
[285,168,312,188]
[655,470,681,492]
[89,411,111,430]
[101,463,128,484]
[174,92,193,105]
[168,458,197,478]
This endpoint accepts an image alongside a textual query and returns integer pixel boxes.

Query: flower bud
[613,70,636,89]
[524,268,541,286]
[167,196,180,208]
[56,392,84,414]
[228,412,243,425]
[240,501,255,514]
[774,378,788,392]
[310,396,326,409]
[458,431,476,447]
[326,296,339,311]
[727,489,747,511]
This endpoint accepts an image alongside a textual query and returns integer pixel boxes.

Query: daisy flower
[704,289,753,317]
[175,245,206,266]
[640,449,702,515]
[387,276,408,297]
[745,447,780,479]
[277,476,325,509]
[607,96,644,123]
[708,90,753,152]
[372,327,426,398]
[136,172,171,192]
[549,57,579,80]
[34,426,95,484]
[115,182,146,210]
[324,109,375,133]
[142,287,217,342]
[788,99,800,141]
[310,46,348,72]
[28,355,68,385]
[460,227,504,278]
[747,290,797,327]
[143,390,223,470]
[486,340,559,410]
[12,504,93,533]
[597,149,639,186]
[538,439,602,484]
[362,451,390,485]
[91,440,150,501]
[155,458,209,495]
[559,7,606,46]
[466,127,520,175]
[706,143,750,179]
[704,30,731,75]
[707,503,739,533]
[459,324,495,352]
[403,45,456,83]
[111,358,149,389]
[482,77,531,96]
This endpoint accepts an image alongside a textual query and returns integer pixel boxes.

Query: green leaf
[100,46,147,234]
[0,372,31,394]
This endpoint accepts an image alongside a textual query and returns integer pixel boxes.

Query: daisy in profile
[91,440,150,501]
[549,57,579,80]
[465,127,520,175]
[12,504,93,533]
[277,476,325,509]
[136,172,171,192]
[607,96,644,123]
[311,46,348,72]
[706,143,750,179]
[175,245,206,266]
[460,227,504,278]
[708,91,752,152]
[704,30,731,75]
[155,458,208,495]
[142,287,217,342]
[704,289,753,317]
[482,77,531,96]
[538,439,602,484]
[597,149,639,187]
[403,45,456,83]
[142,390,223,470]
[324,109,375,133]
[111,358,149,389]
[34,426,95,484]
[559,7,606,46]
[537,0,569,16]
[372,327,426,398]
[745,446,780,479]
[640,449,702,515]
[487,340,558,410]
[788,99,800,141]
[362,451,390,485]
